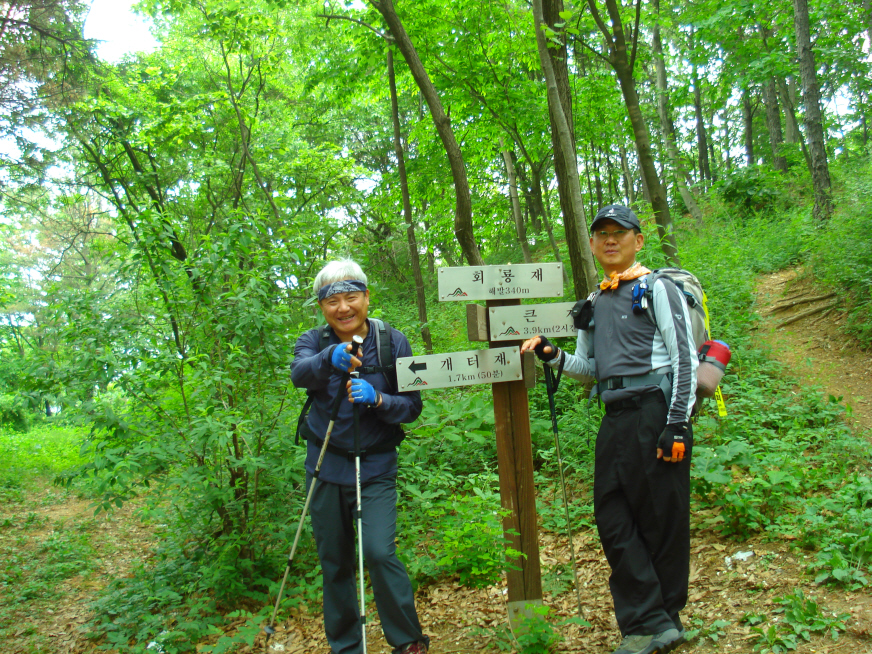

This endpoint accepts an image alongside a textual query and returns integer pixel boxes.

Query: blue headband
[318,279,368,301]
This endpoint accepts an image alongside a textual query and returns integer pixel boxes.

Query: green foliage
[715,166,786,214]
[685,616,730,644]
[802,474,872,588]
[87,539,228,653]
[511,605,560,653]
[807,155,872,346]
[0,424,89,480]
[474,605,588,653]
[433,494,523,588]
[0,393,29,432]
[398,468,522,589]
[750,590,848,653]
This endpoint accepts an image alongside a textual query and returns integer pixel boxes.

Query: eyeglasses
[592,229,630,239]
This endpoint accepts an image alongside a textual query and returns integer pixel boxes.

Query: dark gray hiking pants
[307,473,426,654]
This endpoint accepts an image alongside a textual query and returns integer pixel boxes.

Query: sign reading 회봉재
[438,263,563,301]
[488,302,577,342]
[395,346,522,392]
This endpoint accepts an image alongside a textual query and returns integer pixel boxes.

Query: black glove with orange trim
[657,423,689,461]
[532,335,560,362]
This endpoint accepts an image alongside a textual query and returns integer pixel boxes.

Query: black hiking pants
[594,391,692,636]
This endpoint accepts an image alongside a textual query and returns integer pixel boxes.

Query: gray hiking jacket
[552,275,698,424]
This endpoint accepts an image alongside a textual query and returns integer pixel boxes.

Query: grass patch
[0,424,89,479]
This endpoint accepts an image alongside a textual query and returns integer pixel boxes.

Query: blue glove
[330,343,354,372]
[350,378,379,406]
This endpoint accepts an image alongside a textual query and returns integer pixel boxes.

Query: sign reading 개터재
[395,346,522,391]
[438,263,563,301]
[488,302,577,341]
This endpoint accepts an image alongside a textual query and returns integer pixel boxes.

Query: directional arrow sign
[489,302,577,342]
[396,347,522,391]
[438,263,563,301]
[408,360,428,374]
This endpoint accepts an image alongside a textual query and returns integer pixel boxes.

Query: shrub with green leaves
[750,590,849,653]
[0,393,29,432]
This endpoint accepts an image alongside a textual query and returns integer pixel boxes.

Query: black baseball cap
[590,205,641,233]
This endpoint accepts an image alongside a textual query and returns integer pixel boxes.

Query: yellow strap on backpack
[702,292,728,417]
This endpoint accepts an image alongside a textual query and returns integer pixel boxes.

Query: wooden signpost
[397,263,565,624]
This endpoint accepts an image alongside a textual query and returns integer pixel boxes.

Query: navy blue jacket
[291,319,422,485]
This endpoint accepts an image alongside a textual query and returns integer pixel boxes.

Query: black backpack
[294,319,401,453]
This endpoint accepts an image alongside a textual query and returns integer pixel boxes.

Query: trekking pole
[264,334,364,648]
[350,370,368,654]
[543,354,586,621]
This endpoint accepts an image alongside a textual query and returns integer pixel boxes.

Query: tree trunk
[515,156,543,234]
[793,0,833,220]
[593,144,604,209]
[742,88,756,165]
[535,0,599,295]
[778,78,801,144]
[387,50,432,353]
[538,182,570,282]
[778,77,813,170]
[866,0,872,50]
[763,76,788,171]
[691,77,712,184]
[619,144,636,204]
[590,0,679,266]
[370,0,483,264]
[499,138,533,263]
[521,159,569,280]
[651,1,704,225]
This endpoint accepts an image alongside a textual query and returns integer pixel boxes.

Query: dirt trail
[754,267,872,432]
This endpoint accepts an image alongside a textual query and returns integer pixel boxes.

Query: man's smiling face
[319,285,370,340]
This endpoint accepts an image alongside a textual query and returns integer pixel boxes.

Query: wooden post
[487,297,542,618]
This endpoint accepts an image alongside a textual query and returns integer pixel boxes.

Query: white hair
[312,259,368,294]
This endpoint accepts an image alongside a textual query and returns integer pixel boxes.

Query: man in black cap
[522,205,697,654]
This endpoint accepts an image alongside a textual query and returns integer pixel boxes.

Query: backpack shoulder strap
[318,323,331,350]
[366,318,397,392]
[296,324,334,446]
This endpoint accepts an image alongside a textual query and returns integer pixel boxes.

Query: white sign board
[438,263,563,301]
[396,347,522,391]
[489,302,577,341]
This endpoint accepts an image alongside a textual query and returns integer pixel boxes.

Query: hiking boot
[612,628,685,654]
[393,642,428,654]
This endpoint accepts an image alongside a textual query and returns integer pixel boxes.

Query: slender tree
[651,0,703,224]
[793,0,833,220]
[586,0,679,265]
[533,0,599,294]
[387,49,433,352]
[369,0,483,265]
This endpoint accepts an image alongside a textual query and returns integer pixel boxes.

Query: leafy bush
[750,590,848,652]
[0,393,29,432]
[806,154,872,345]
[714,166,787,214]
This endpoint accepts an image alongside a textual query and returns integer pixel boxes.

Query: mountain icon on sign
[447,288,467,297]
[500,326,520,336]
[410,377,428,386]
